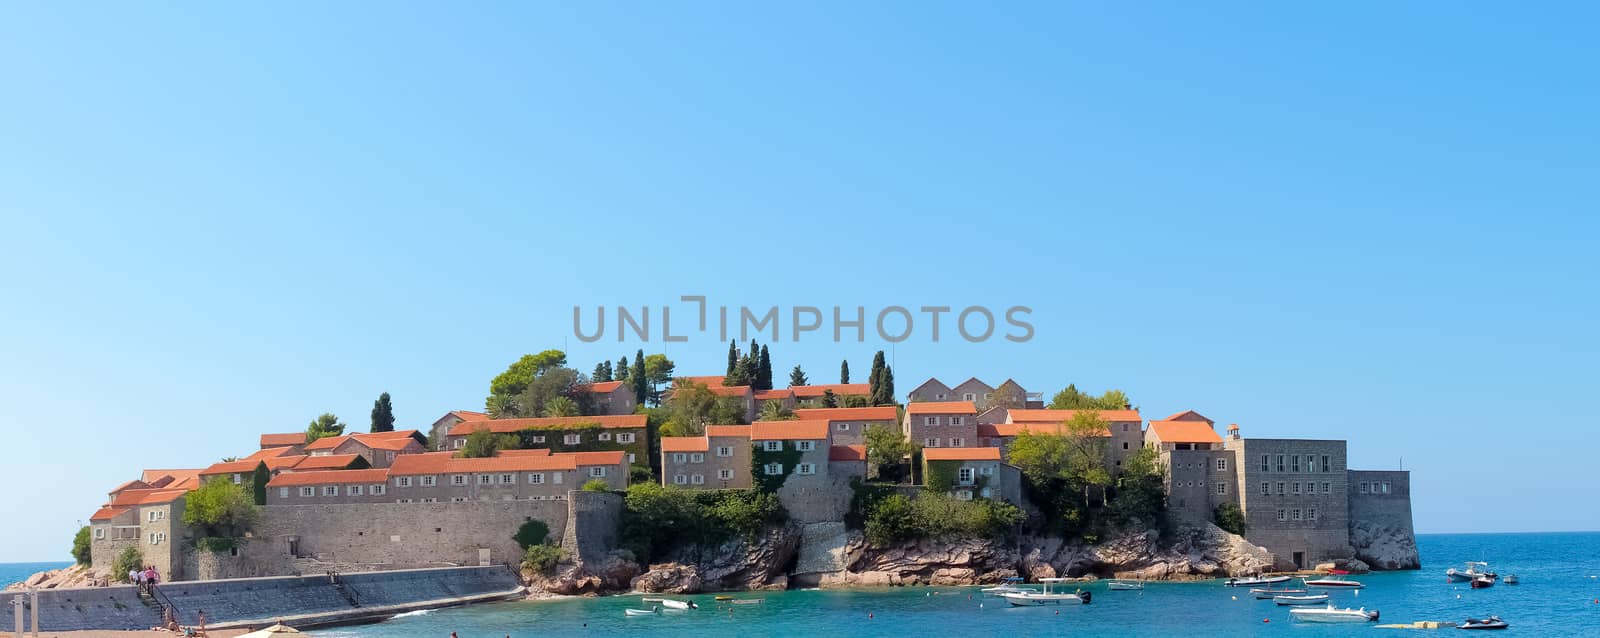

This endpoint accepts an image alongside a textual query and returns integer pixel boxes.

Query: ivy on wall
[750,441,804,493]
[924,461,992,498]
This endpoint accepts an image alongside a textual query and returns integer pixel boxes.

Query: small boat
[1447,562,1495,582]
[1274,594,1330,606]
[1470,574,1496,589]
[730,598,764,605]
[660,599,698,610]
[625,607,660,617]
[1106,580,1144,591]
[1289,605,1380,623]
[1225,575,1292,587]
[1304,576,1365,589]
[981,577,1032,596]
[1251,587,1308,599]
[641,597,665,603]
[1001,578,1090,606]
[1502,574,1518,585]
[714,595,733,601]
[1458,616,1510,630]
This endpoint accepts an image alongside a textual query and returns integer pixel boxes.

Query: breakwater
[0,565,521,632]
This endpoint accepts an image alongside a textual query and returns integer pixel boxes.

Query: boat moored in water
[1303,576,1366,589]
[1274,594,1330,606]
[625,607,660,617]
[1458,616,1510,630]
[981,577,1032,596]
[1106,580,1144,591]
[1002,578,1090,606]
[661,599,699,610]
[1251,587,1308,599]
[1447,562,1495,582]
[1502,574,1519,585]
[1225,575,1292,587]
[1289,605,1380,623]
[1470,574,1496,589]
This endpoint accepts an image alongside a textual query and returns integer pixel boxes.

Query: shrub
[112,547,143,582]
[582,479,611,492]
[522,543,564,574]
[71,526,92,565]
[1213,503,1249,535]
[863,492,1023,546]
[618,484,787,563]
[196,537,239,552]
[513,519,550,549]
[629,465,654,485]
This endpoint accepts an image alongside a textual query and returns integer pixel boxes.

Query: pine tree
[631,349,647,406]
[841,359,850,384]
[757,345,773,391]
[789,365,807,387]
[616,355,630,382]
[822,389,838,408]
[592,361,613,382]
[370,392,395,433]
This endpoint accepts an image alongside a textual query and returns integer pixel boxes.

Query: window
[452,496,467,503]
[797,463,816,475]
[94,528,105,540]
[598,432,612,441]
[453,439,464,449]
[763,440,781,452]
[1276,509,1287,521]
[564,434,581,445]
[552,472,563,484]
[1216,482,1228,495]
[673,474,687,485]
[673,453,688,464]
[1307,508,1318,521]
[983,392,993,400]
[1291,455,1300,472]
[797,441,815,452]
[499,473,515,485]
[627,453,636,464]
[1292,508,1303,521]
[691,474,705,485]
[478,474,492,485]
[963,393,976,401]
[1321,455,1331,472]
[958,467,975,485]
[528,473,546,485]
[1122,442,1129,450]
[836,422,851,431]
[718,469,734,480]
[1276,454,1285,472]
[924,437,940,448]
[1276,482,1285,495]
[1260,454,1269,472]
[1359,482,1369,494]
[618,433,636,444]
[1321,482,1331,494]
[323,486,338,496]
[951,417,965,426]
[148,510,163,522]
[422,476,437,487]
[231,473,242,484]
[589,466,607,478]
[454,475,469,486]
[949,437,964,447]
[386,451,396,462]
[717,446,733,457]
[300,487,315,497]
[980,465,995,476]
[1381,481,1391,494]
[1290,482,1300,495]
[1305,456,1316,473]
[530,435,546,444]
[372,484,386,495]
[347,485,364,496]
[1259,482,1270,495]
[764,463,782,475]
[1216,458,1228,471]
[397,476,413,488]
[690,453,705,463]
[924,416,939,426]
[278,487,289,498]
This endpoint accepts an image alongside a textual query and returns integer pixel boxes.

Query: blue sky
[1,2,1596,562]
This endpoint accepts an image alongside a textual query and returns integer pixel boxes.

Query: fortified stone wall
[1231,438,1352,569]
[563,490,623,564]
[1347,470,1419,570]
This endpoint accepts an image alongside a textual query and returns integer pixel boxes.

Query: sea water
[0,562,70,589]
[305,533,1600,637]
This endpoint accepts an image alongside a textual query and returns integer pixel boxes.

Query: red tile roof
[750,420,829,440]
[495,449,553,457]
[708,385,753,397]
[260,432,306,448]
[107,488,190,508]
[304,430,421,451]
[448,415,647,436]
[140,469,202,486]
[245,446,298,461]
[706,425,752,438]
[266,469,391,487]
[285,454,362,471]
[661,436,710,453]
[977,423,1020,438]
[388,451,579,474]
[1147,420,1222,444]
[904,401,978,415]
[1163,410,1214,423]
[829,445,867,462]
[90,506,132,522]
[1006,409,1142,423]
[790,383,870,398]
[795,406,899,421]
[754,389,793,400]
[677,375,727,387]
[568,450,627,466]
[108,480,151,496]
[302,434,352,451]
[924,447,1002,461]
[585,381,626,393]
[199,460,266,477]
[446,410,490,422]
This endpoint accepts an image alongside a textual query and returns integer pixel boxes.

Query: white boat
[1251,587,1308,599]
[625,607,660,616]
[1225,575,1291,587]
[1503,574,1519,585]
[1106,580,1144,591]
[1289,605,1380,623]
[981,577,1032,596]
[641,597,665,603]
[1274,594,1330,606]
[1447,562,1494,582]
[660,599,698,610]
[1458,615,1510,630]
[1303,576,1365,589]
[730,598,764,605]
[1001,578,1090,606]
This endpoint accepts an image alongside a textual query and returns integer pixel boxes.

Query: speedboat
[625,607,660,617]
[1225,575,1291,587]
[1502,574,1519,585]
[1252,587,1308,599]
[1002,578,1090,606]
[1447,562,1494,582]
[1304,576,1365,589]
[1470,574,1496,589]
[981,577,1032,596]
[660,599,698,610]
[1458,616,1510,630]
[1274,594,1330,606]
[1289,605,1380,623]
[1106,580,1144,591]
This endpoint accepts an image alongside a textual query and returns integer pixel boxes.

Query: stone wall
[1230,438,1352,569]
[1347,470,1419,570]
[563,490,623,564]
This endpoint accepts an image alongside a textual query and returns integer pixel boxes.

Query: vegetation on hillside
[370,391,396,433]
[1047,384,1133,411]
[864,423,918,483]
[618,483,786,563]
[305,413,346,444]
[1214,502,1249,535]
[71,526,91,565]
[853,487,1023,546]
[182,480,261,551]
[112,547,143,582]
[1007,412,1168,541]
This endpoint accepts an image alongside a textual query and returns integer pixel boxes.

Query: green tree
[643,354,676,406]
[71,526,92,565]
[112,547,143,582]
[725,340,739,376]
[865,423,918,483]
[631,349,647,406]
[844,395,870,408]
[616,355,630,383]
[756,345,773,391]
[460,430,519,458]
[251,461,270,506]
[592,361,613,382]
[878,365,895,406]
[489,350,569,397]
[1048,384,1134,410]
[485,395,520,419]
[582,478,611,491]
[1109,446,1168,528]
[306,413,345,443]
[789,365,807,387]
[664,381,746,435]
[508,366,594,418]
[183,480,261,541]
[841,359,850,384]
[867,351,886,403]
[513,519,550,549]
[542,396,579,417]
[522,543,565,574]
[759,400,796,422]
[1009,411,1111,510]
[822,389,839,408]
[1214,503,1248,535]
[370,392,396,433]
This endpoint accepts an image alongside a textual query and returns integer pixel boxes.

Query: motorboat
[1001,578,1090,606]
[1225,575,1292,587]
[1502,574,1519,585]
[1289,605,1380,623]
[1251,587,1308,599]
[1303,576,1366,589]
[1106,580,1144,591]
[981,577,1032,596]
[730,598,764,605]
[625,607,660,617]
[1470,574,1496,589]
[1447,562,1495,582]
[660,599,698,610]
[1458,616,1510,630]
[1274,594,1330,606]
[641,597,665,603]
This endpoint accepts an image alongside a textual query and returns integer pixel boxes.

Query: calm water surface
[144,534,1600,636]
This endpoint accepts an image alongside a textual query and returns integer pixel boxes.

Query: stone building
[427,410,489,451]
[794,406,898,447]
[445,415,648,468]
[751,420,846,522]
[258,432,307,454]
[660,425,753,489]
[1347,469,1417,570]
[1147,419,1236,523]
[89,486,192,581]
[1003,408,1145,470]
[754,388,796,414]
[902,401,978,449]
[907,377,1043,410]
[582,380,638,415]
[789,383,870,407]
[921,447,1022,505]
[302,430,427,468]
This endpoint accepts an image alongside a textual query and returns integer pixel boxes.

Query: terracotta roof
[585,381,626,393]
[302,434,352,451]
[794,406,898,421]
[384,452,453,475]
[267,469,390,487]
[200,460,266,477]
[164,477,199,491]
[90,506,132,522]
[1006,409,1142,423]
[708,385,753,397]
[304,430,421,452]
[285,454,362,471]
[245,446,298,461]
[446,410,489,421]
[141,469,201,484]
[388,451,578,475]
[1147,420,1222,444]
[676,375,727,387]
[706,425,752,438]
[1163,410,1214,424]
[108,480,151,496]
[977,423,1020,438]
[448,415,647,436]
[829,445,867,462]
[790,383,870,398]
[904,401,978,415]
[661,436,710,453]
[754,389,793,400]
[495,449,553,457]
[568,450,627,466]
[108,488,190,508]
[750,420,829,440]
[260,432,306,448]
[924,447,1002,461]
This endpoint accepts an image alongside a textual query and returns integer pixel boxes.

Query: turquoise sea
[0,562,70,588]
[305,533,1600,637]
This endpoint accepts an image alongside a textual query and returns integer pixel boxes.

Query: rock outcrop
[631,525,801,593]
[528,550,642,596]
[1349,519,1421,570]
[6,564,103,590]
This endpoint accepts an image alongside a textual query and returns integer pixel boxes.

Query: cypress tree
[370,392,395,433]
[789,365,807,387]
[757,345,773,391]
[616,355,630,382]
[726,340,739,376]
[868,350,887,404]
[251,462,270,505]
[841,359,850,384]
[631,349,647,406]
[593,361,612,382]
[879,365,896,406]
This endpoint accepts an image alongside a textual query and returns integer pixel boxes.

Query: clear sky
[1,2,1596,562]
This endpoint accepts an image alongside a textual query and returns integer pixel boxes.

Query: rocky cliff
[1349,518,1422,570]
[630,525,802,593]
[5,564,103,590]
